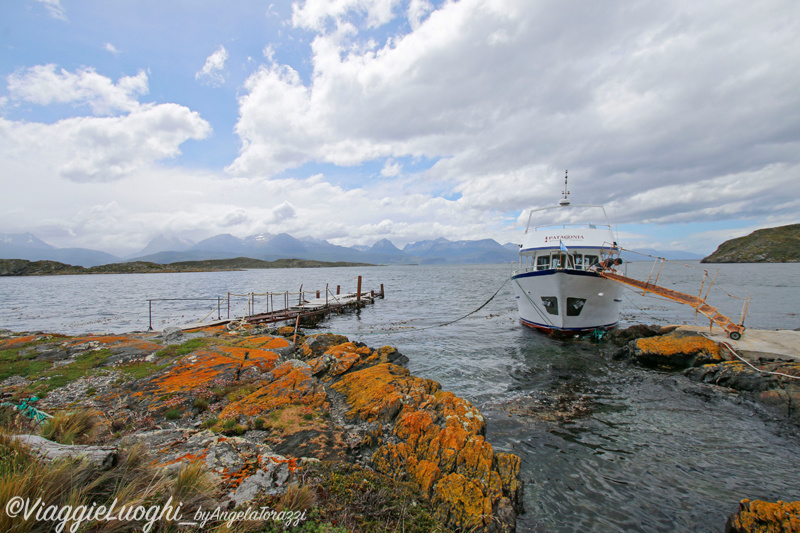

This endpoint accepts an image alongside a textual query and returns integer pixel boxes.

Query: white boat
[511,172,624,333]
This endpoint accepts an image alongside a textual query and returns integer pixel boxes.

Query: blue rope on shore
[1,397,52,423]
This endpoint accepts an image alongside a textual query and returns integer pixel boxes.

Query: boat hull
[511,269,623,332]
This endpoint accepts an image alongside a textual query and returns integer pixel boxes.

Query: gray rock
[230,460,290,506]
[162,327,183,344]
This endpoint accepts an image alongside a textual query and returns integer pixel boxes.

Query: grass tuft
[39,408,100,445]
[0,437,219,533]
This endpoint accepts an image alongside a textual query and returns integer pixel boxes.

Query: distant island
[701,223,800,263]
[0,257,376,276]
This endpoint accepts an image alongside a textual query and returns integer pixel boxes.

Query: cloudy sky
[1,0,798,256]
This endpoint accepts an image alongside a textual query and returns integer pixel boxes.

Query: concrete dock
[677,325,800,362]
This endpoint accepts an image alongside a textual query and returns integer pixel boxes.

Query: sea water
[1,261,799,531]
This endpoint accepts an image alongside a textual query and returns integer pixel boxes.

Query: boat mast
[559,170,571,206]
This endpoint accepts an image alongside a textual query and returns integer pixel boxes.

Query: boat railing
[528,222,613,232]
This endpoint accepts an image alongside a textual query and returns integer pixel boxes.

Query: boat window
[573,255,584,270]
[567,298,586,316]
[541,296,558,315]
[551,255,562,269]
[584,255,599,269]
[536,256,550,270]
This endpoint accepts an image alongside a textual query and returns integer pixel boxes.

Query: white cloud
[230,0,800,239]
[0,104,211,183]
[32,0,67,21]
[195,46,229,87]
[380,158,402,177]
[292,0,401,31]
[5,0,800,255]
[7,65,148,115]
[407,0,433,29]
[104,43,121,55]
[1,66,211,184]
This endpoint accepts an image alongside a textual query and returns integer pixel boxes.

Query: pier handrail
[146,276,384,331]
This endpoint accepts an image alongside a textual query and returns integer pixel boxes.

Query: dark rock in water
[685,358,800,423]
[604,324,665,346]
[615,326,800,425]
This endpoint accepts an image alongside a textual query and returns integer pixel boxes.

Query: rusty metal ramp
[598,270,746,340]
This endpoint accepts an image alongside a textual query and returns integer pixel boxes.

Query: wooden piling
[357,276,362,304]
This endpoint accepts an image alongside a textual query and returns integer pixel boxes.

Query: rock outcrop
[0,326,521,531]
[726,499,800,532]
[701,223,800,263]
[614,327,724,369]
[612,327,800,424]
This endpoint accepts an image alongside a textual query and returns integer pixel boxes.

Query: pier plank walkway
[178,289,382,331]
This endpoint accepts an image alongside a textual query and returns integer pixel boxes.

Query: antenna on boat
[559,170,571,206]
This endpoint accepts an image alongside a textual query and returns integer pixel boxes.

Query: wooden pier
[171,276,384,331]
[245,288,383,326]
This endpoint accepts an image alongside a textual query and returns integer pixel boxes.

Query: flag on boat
[560,240,569,253]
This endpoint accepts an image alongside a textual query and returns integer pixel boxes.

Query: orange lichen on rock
[236,336,291,350]
[636,332,720,358]
[495,452,522,500]
[136,349,239,397]
[331,363,439,423]
[276,326,296,337]
[219,361,325,419]
[59,334,164,354]
[333,362,519,531]
[184,324,229,335]
[0,335,40,349]
[161,450,209,466]
[262,454,300,474]
[726,499,800,532]
[432,472,494,531]
[216,346,279,372]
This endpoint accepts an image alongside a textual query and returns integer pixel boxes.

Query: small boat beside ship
[511,172,624,333]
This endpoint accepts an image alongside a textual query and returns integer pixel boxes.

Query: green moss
[153,338,214,359]
[118,361,170,381]
[226,382,258,402]
[193,397,209,411]
[0,358,52,382]
[201,417,218,429]
[25,349,113,395]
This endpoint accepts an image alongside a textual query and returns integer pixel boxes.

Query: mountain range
[0,232,703,268]
[0,232,521,267]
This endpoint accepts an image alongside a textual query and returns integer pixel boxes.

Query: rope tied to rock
[702,333,800,381]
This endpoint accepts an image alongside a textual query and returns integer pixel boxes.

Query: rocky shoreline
[606,324,800,532]
[0,324,521,532]
[2,321,798,531]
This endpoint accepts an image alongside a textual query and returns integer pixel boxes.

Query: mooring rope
[701,333,800,381]
[322,276,512,336]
